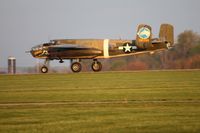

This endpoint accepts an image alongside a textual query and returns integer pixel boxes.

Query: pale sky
[0,0,200,67]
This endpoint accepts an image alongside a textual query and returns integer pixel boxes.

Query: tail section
[135,24,174,50]
[136,24,152,49]
[159,24,174,47]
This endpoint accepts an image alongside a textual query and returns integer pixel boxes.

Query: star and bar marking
[118,43,137,53]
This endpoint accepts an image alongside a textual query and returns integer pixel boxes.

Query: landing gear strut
[91,59,102,72]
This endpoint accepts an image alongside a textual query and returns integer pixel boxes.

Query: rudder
[136,24,152,49]
[159,24,174,46]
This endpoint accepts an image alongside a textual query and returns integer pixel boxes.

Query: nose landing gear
[40,59,49,73]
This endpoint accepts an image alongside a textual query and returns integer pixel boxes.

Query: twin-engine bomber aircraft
[30,24,174,73]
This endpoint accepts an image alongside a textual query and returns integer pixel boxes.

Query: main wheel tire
[91,61,102,72]
[71,62,82,73]
[41,66,48,73]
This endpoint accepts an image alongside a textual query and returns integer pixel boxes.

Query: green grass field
[0,70,200,133]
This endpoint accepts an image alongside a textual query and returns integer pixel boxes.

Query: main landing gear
[71,59,102,73]
[71,62,82,73]
[91,59,102,72]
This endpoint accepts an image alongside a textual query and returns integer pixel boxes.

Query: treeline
[101,30,200,71]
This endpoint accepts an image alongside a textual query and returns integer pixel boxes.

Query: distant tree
[109,58,127,71]
[188,44,200,56]
[175,30,200,58]
[184,55,200,69]
[126,60,148,70]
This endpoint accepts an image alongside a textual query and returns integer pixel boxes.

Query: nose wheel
[71,62,82,73]
[91,60,102,72]
[41,66,48,73]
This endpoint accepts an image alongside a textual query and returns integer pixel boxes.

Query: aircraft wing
[96,48,166,59]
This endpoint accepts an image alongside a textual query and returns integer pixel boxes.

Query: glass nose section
[30,44,45,57]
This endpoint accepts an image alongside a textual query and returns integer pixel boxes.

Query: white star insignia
[124,43,132,53]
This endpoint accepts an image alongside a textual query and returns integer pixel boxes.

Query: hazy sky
[0,0,200,67]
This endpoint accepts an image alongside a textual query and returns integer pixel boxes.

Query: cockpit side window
[43,43,50,46]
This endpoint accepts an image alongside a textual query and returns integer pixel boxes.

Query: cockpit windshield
[31,44,43,51]
[31,42,55,51]
[43,43,52,46]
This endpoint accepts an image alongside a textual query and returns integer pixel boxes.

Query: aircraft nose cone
[30,44,44,57]
[30,49,36,57]
[30,48,43,57]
